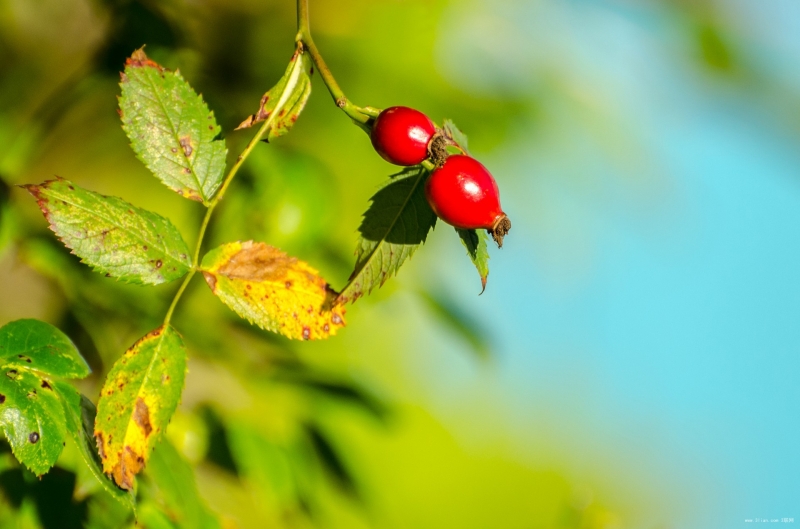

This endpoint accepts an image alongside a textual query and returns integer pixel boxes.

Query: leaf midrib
[342,169,426,296]
[137,69,208,201]
[46,186,188,270]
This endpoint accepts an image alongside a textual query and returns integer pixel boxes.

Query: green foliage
[226,421,298,508]
[54,382,134,510]
[94,326,187,490]
[136,502,178,529]
[0,318,90,378]
[0,320,89,476]
[440,119,491,291]
[23,178,192,285]
[236,46,313,141]
[120,49,227,204]
[0,368,67,477]
[143,439,221,529]
[338,166,438,304]
[457,228,490,293]
[4,0,516,524]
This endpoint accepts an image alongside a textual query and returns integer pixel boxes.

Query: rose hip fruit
[425,155,511,247]
[370,106,436,166]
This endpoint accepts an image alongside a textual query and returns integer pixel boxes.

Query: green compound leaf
[144,439,221,529]
[457,228,490,293]
[201,241,346,341]
[24,178,192,285]
[337,167,437,304]
[0,367,67,476]
[55,382,135,509]
[120,48,227,204]
[94,325,187,490]
[0,318,89,378]
[236,45,312,142]
[443,119,470,154]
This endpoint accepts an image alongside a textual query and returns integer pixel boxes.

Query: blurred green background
[1,0,799,527]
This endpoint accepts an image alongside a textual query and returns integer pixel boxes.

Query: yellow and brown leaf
[94,325,187,490]
[235,45,312,141]
[201,241,345,340]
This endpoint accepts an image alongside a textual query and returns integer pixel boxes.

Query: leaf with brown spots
[54,381,135,508]
[120,48,227,204]
[94,325,187,490]
[200,241,345,340]
[0,367,66,476]
[235,44,312,142]
[0,319,90,476]
[23,178,192,285]
[0,318,89,378]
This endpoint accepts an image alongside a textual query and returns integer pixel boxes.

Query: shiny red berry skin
[425,155,505,230]
[370,106,436,166]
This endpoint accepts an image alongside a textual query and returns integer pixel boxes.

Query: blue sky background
[410,0,800,526]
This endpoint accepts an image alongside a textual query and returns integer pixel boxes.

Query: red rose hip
[425,155,511,247]
[371,106,436,166]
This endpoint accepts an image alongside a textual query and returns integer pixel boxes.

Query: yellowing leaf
[235,46,312,141]
[200,241,345,341]
[94,326,187,490]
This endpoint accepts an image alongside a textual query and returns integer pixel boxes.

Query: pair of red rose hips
[370,106,510,246]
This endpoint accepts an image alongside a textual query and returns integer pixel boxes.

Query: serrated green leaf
[144,439,221,529]
[120,48,227,204]
[94,325,187,490]
[236,46,312,141]
[24,178,192,285]
[200,241,346,341]
[337,167,437,304]
[443,119,470,154]
[456,228,490,293]
[0,319,89,378]
[54,382,135,510]
[0,367,66,476]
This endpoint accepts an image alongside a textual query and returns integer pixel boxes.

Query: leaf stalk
[163,113,276,326]
[166,0,375,324]
[296,0,373,125]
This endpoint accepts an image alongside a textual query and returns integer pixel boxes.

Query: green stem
[165,0,371,326]
[163,116,274,326]
[296,0,372,125]
[162,270,193,325]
